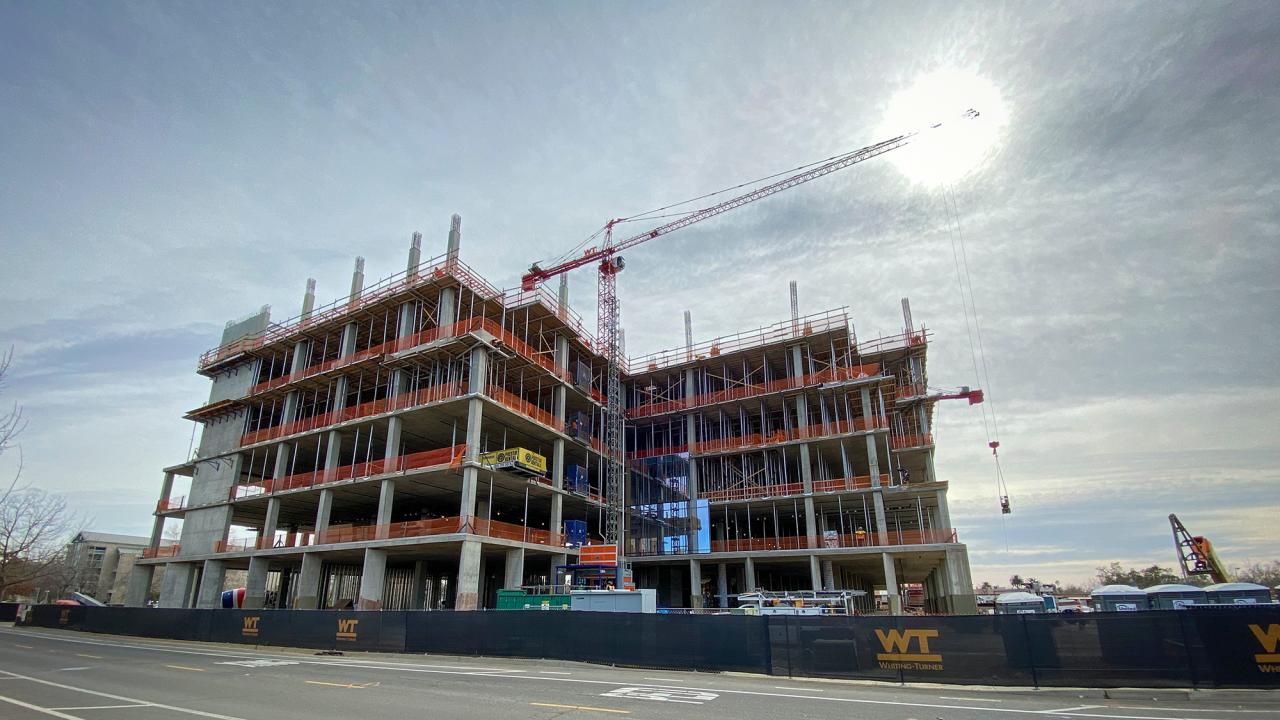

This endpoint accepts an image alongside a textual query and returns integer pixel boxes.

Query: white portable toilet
[1203,582,1272,605]
[1089,584,1145,612]
[1144,583,1207,610]
[995,591,1045,614]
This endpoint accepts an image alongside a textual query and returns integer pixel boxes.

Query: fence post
[1177,610,1201,688]
[1020,615,1039,689]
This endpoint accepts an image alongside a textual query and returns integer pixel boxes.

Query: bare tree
[0,488,76,598]
[0,346,27,502]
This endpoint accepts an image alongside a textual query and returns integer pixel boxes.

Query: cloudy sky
[1,1,1276,587]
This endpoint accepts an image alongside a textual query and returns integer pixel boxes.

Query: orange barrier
[628,364,881,419]
[311,516,566,548]
[240,381,463,446]
[688,416,887,456]
[142,545,180,559]
[485,385,558,429]
[709,527,955,552]
[891,433,934,449]
[230,444,465,501]
[156,496,186,512]
[199,254,499,371]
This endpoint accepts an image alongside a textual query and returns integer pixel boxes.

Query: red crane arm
[522,109,979,290]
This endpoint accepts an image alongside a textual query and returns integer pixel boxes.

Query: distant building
[67,531,154,604]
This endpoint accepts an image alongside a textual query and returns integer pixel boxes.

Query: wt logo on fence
[1250,624,1280,672]
[242,616,260,638]
[874,628,943,671]
[337,618,359,642]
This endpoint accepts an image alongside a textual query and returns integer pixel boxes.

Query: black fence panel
[1027,612,1195,688]
[0,603,19,622]
[1185,605,1280,689]
[16,604,1280,688]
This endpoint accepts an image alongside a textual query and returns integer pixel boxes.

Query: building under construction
[127,218,977,615]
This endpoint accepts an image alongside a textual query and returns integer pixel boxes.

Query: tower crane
[522,109,980,571]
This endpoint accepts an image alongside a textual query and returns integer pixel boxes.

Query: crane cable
[534,143,879,269]
[942,183,1010,536]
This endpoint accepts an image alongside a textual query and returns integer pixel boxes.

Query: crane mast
[522,109,981,566]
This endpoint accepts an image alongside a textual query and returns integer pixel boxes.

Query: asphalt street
[0,625,1275,720]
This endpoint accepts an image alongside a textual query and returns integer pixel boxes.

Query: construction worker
[854,527,867,546]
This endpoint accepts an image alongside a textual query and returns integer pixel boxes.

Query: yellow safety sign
[479,447,548,475]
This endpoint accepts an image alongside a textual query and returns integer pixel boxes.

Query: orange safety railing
[628,308,849,375]
[230,444,466,500]
[199,254,499,370]
[485,385,558,429]
[688,416,887,456]
[156,496,186,513]
[142,545,180,559]
[857,328,929,355]
[249,337,400,395]
[212,538,256,553]
[628,363,881,419]
[891,433,934,449]
[710,527,956,553]
[312,516,566,548]
[697,475,888,502]
[240,380,464,446]
[502,285,598,349]
[628,444,689,461]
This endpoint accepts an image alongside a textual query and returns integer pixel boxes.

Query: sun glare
[878,69,1008,185]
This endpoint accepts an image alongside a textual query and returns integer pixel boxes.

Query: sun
[877,69,1009,185]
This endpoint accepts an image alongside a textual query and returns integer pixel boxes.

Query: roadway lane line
[305,680,372,689]
[0,670,250,720]
[1043,707,1103,714]
[74,654,102,659]
[1114,708,1280,715]
[165,665,206,672]
[538,671,572,675]
[531,702,630,714]
[51,705,152,711]
[15,644,34,649]
[644,677,684,682]
[0,630,1236,720]
[774,686,824,692]
[0,693,84,719]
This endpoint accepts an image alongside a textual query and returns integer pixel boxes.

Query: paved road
[0,626,1275,720]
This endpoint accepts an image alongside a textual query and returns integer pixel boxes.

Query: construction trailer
[129,218,977,614]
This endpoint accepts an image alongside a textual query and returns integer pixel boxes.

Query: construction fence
[20,605,1280,689]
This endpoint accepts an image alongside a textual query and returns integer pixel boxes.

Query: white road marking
[51,705,152,711]
[0,693,85,719]
[538,671,573,675]
[940,696,1003,702]
[216,659,299,668]
[1,628,1242,720]
[0,670,250,720]
[1114,709,1280,715]
[600,686,719,705]
[1044,707,1103,715]
[643,677,684,682]
[55,667,92,672]
[775,686,825,692]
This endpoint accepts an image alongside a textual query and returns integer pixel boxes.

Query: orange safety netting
[628,363,882,419]
[230,444,466,500]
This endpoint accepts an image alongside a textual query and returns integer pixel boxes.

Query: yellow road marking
[164,665,205,672]
[304,680,374,689]
[75,653,102,659]
[530,702,630,714]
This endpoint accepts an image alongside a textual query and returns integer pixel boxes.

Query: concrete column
[455,538,482,610]
[717,563,728,608]
[262,498,281,548]
[244,557,270,609]
[873,490,889,546]
[862,387,882,485]
[459,351,487,519]
[124,564,156,607]
[375,479,395,530]
[195,559,227,608]
[808,555,822,592]
[150,472,175,551]
[689,559,704,609]
[882,552,902,616]
[743,556,756,591]
[504,548,525,589]
[945,547,978,614]
[158,562,196,608]
[349,257,365,303]
[683,370,701,551]
[551,552,569,588]
[357,548,388,610]
[822,558,835,591]
[315,488,334,537]
[294,553,323,609]
[935,489,952,532]
[551,334,569,537]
